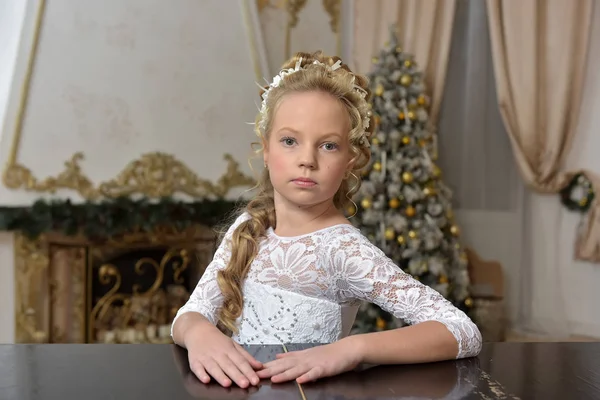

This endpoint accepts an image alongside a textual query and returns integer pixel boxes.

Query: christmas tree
[350,29,473,334]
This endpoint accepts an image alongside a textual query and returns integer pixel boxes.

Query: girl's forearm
[172,312,215,348]
[346,321,460,365]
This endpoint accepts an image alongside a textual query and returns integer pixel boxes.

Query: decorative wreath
[560,173,595,212]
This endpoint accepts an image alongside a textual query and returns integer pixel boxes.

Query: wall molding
[1,0,259,201]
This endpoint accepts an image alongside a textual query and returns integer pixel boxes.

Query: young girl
[171,51,482,388]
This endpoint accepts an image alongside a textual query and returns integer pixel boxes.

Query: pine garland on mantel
[0,197,244,240]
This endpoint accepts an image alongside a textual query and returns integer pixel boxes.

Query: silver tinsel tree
[350,30,473,334]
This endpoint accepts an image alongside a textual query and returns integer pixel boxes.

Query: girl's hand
[184,322,263,388]
[256,339,363,384]
[183,373,260,399]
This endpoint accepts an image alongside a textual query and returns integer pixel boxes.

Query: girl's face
[263,90,354,210]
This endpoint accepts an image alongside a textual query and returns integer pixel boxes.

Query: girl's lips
[292,178,316,187]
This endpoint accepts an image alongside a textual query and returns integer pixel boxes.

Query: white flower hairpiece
[256,57,371,147]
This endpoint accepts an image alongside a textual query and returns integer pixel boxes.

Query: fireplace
[14,225,217,344]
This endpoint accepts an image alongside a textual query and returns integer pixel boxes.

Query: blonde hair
[216,51,374,334]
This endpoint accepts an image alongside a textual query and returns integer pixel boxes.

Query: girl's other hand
[184,323,263,388]
[256,338,363,384]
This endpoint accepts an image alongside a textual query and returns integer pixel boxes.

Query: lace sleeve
[329,229,482,359]
[171,212,250,329]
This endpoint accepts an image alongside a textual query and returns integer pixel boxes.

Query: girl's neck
[272,197,349,237]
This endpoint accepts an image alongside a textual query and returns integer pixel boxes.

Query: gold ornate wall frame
[256,0,342,59]
[2,0,257,201]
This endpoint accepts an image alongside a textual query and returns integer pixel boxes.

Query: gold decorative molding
[286,0,308,28]
[256,0,342,60]
[256,0,269,12]
[14,234,50,343]
[2,0,256,200]
[285,0,309,59]
[256,0,286,12]
[3,152,256,200]
[322,0,341,33]
[322,0,342,57]
[5,0,46,168]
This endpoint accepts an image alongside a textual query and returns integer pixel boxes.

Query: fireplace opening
[88,245,198,344]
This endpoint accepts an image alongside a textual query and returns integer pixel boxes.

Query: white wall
[0,0,346,343]
[0,0,27,148]
[524,2,600,338]
[0,0,269,207]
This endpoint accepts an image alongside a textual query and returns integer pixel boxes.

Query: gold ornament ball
[402,171,414,183]
[397,235,405,245]
[376,317,387,330]
[465,297,474,308]
[375,84,384,96]
[407,111,416,120]
[385,228,396,240]
[371,137,380,146]
[402,136,411,145]
[418,139,427,147]
[346,203,357,215]
[361,198,373,209]
[404,59,412,68]
[450,225,460,236]
[408,230,417,239]
[372,57,379,64]
[400,74,413,86]
[397,111,405,120]
[439,275,449,284]
[417,94,428,106]
[423,187,436,197]
[374,114,381,125]
[373,162,382,172]
[396,47,403,53]
[405,205,416,217]
[433,165,442,178]
[388,198,400,209]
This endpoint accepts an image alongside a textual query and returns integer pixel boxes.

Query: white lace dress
[172,212,482,359]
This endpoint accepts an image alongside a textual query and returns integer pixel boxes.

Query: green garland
[560,173,595,212]
[0,197,244,240]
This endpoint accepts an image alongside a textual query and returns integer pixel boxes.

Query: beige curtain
[353,0,456,128]
[486,0,598,262]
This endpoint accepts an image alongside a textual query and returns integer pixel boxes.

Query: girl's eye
[323,142,339,151]
[281,137,296,146]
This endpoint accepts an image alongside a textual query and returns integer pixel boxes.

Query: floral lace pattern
[173,212,482,359]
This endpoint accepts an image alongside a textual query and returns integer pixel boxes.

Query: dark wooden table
[0,342,599,399]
